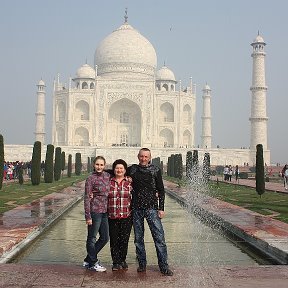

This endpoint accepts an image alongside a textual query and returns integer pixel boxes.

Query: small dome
[95,23,157,76]
[203,83,211,90]
[253,34,264,43]
[156,66,176,81]
[38,79,45,86]
[76,64,95,79]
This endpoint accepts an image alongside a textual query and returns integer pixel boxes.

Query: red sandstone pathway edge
[0,179,288,287]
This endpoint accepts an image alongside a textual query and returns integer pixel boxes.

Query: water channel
[13,195,271,266]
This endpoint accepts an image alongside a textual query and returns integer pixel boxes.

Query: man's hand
[158,210,165,219]
[86,219,92,225]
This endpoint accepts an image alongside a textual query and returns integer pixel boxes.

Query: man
[127,148,173,276]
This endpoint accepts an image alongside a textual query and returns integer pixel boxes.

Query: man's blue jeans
[86,212,109,265]
[133,208,168,270]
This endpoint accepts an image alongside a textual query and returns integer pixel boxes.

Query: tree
[87,157,91,173]
[176,154,183,180]
[54,147,62,181]
[0,134,4,190]
[75,153,82,175]
[44,144,54,183]
[61,151,66,176]
[18,166,24,185]
[31,141,41,185]
[192,150,199,172]
[203,152,211,182]
[186,151,193,179]
[256,144,265,197]
[67,154,72,177]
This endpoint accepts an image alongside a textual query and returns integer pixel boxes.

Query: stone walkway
[0,179,288,287]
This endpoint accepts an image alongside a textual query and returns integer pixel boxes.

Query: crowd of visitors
[2,161,31,180]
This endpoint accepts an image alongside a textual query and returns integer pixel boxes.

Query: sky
[0,0,287,165]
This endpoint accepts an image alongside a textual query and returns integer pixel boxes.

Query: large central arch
[107,99,141,146]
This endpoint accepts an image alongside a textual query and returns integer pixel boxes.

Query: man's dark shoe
[137,265,146,272]
[112,263,121,271]
[121,261,128,270]
[160,268,173,276]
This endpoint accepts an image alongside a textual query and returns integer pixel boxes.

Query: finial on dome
[124,8,128,23]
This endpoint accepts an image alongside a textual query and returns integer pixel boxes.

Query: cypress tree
[67,154,72,177]
[87,157,91,173]
[54,147,62,181]
[0,134,4,190]
[18,167,24,185]
[75,153,82,175]
[192,150,199,174]
[186,151,193,179]
[256,144,265,197]
[170,154,175,178]
[176,154,183,180]
[203,152,211,182]
[61,151,66,176]
[44,144,54,183]
[31,141,41,185]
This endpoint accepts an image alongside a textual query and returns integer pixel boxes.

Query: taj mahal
[5,14,270,166]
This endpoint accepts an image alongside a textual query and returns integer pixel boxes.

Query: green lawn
[208,181,288,223]
[0,174,88,214]
[165,176,288,224]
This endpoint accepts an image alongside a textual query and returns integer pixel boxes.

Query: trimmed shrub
[44,144,54,183]
[239,172,248,179]
[18,167,24,185]
[192,150,199,173]
[175,154,183,180]
[256,144,265,197]
[203,152,211,181]
[31,141,41,185]
[186,151,193,179]
[0,134,4,190]
[67,154,72,177]
[61,151,66,173]
[54,147,62,181]
[87,157,91,173]
[75,153,82,175]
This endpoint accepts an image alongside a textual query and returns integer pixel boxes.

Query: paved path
[0,179,288,287]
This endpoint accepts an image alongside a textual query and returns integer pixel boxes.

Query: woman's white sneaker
[89,261,106,272]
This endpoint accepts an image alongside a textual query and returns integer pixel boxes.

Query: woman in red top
[108,159,133,271]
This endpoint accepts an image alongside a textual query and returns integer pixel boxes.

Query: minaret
[249,33,268,151]
[201,84,212,148]
[34,79,46,144]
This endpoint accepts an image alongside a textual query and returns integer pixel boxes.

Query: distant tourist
[223,165,229,181]
[281,164,288,190]
[83,156,110,272]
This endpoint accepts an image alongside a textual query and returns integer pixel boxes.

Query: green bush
[31,141,41,185]
[239,172,248,179]
[75,153,82,176]
[0,134,4,190]
[54,147,62,181]
[215,165,224,175]
[44,144,54,183]
[265,176,270,182]
[18,167,24,185]
[186,151,193,179]
[61,151,66,172]
[256,144,265,197]
[67,154,72,177]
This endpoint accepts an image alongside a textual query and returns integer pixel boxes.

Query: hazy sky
[1,0,287,164]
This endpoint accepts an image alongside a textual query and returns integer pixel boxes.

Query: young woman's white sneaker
[88,261,106,272]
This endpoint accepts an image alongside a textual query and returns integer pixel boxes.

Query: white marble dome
[254,34,264,43]
[76,64,95,79]
[95,23,157,76]
[156,66,176,81]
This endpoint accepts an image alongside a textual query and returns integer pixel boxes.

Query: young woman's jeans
[85,212,109,266]
[133,208,168,271]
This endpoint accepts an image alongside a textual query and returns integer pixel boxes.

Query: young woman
[83,156,110,272]
[108,159,133,271]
